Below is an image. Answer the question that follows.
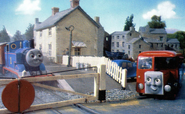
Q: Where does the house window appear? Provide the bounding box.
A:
[161,44,163,47]
[117,42,119,47]
[128,45,130,49]
[128,51,130,55]
[39,44,42,50]
[40,31,42,37]
[112,36,114,39]
[75,48,80,55]
[49,28,52,36]
[139,45,141,49]
[48,44,52,50]
[106,37,109,41]
[112,42,114,47]
[130,33,132,36]
[160,36,163,41]
[122,35,124,39]
[117,36,119,39]
[48,44,52,56]
[122,42,124,47]
[151,43,153,48]
[139,51,141,53]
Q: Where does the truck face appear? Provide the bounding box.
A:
[144,71,163,95]
[136,56,178,95]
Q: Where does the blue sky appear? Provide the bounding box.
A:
[0,0,185,36]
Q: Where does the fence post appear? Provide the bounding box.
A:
[121,69,127,89]
[94,74,99,99]
[97,64,106,102]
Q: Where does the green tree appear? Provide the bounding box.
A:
[168,31,185,57]
[25,23,34,40]
[0,26,10,43]
[175,31,185,49]
[13,30,22,41]
[124,14,135,31]
[148,15,166,29]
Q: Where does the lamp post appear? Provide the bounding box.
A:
[65,25,74,67]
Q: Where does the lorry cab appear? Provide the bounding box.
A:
[136,50,184,98]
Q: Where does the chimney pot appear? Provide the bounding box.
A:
[35,18,39,24]
[70,0,80,8]
[52,7,59,16]
[94,16,100,24]
[130,26,135,31]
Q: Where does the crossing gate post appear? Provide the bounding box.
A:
[121,69,127,89]
[97,64,106,102]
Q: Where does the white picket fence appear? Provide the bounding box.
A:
[62,55,127,88]
[106,59,127,88]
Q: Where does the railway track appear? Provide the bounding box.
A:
[0,67,100,113]
[0,81,99,114]
[24,85,99,114]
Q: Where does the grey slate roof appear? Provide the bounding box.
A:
[139,26,167,34]
[143,38,163,43]
[150,28,167,34]
[127,37,160,44]
[127,38,140,43]
[35,6,100,31]
[167,38,179,43]
[0,42,7,46]
[111,31,129,35]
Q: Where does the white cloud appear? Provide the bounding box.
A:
[143,1,176,20]
[16,0,41,15]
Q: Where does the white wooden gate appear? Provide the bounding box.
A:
[0,65,106,113]
[106,59,127,88]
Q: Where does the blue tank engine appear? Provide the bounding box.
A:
[2,40,47,78]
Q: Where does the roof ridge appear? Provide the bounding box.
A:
[35,6,100,31]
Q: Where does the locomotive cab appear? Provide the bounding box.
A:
[136,51,184,99]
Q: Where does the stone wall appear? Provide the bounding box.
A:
[34,8,104,63]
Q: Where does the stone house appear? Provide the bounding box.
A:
[139,25,180,51]
[111,27,140,59]
[111,25,180,60]
[34,0,105,63]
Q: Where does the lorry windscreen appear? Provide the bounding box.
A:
[155,57,177,70]
[138,57,152,69]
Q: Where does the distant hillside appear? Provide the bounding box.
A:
[166,28,180,34]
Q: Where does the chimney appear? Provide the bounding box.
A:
[130,26,135,31]
[94,16,100,24]
[52,7,59,16]
[35,18,39,24]
[70,0,80,8]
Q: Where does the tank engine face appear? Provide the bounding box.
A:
[25,49,43,67]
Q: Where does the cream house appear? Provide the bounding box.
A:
[34,0,104,63]
[111,26,180,60]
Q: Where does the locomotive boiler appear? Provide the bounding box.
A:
[0,40,47,78]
